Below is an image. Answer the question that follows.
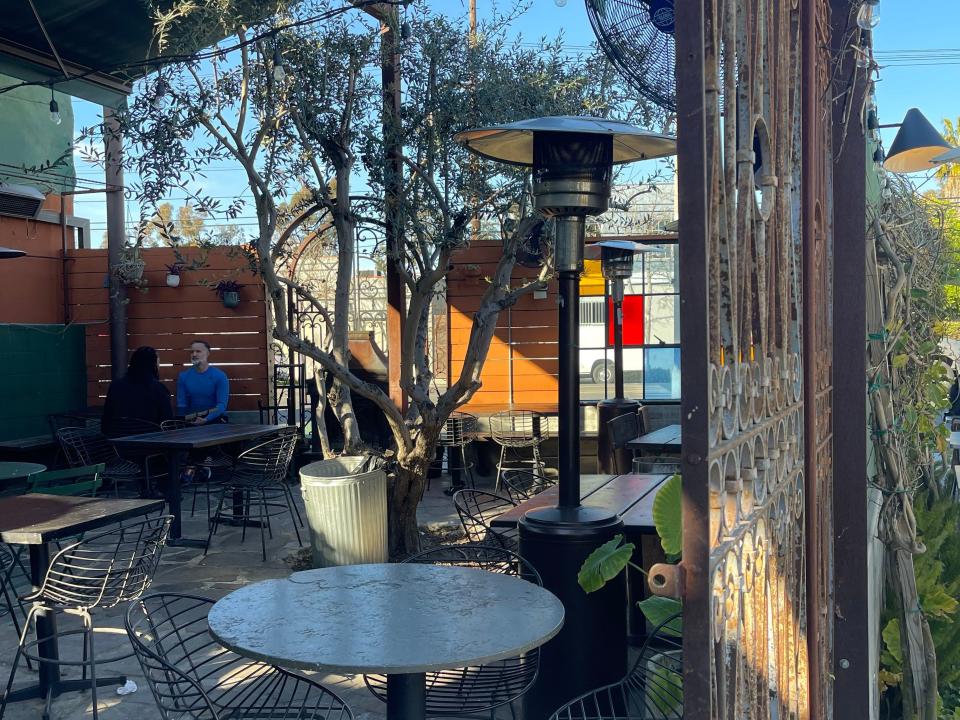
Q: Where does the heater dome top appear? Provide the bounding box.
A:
[454,116,676,167]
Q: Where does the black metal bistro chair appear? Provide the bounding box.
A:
[500,468,557,504]
[436,411,478,495]
[606,413,641,475]
[364,544,542,718]
[160,419,235,519]
[55,427,145,497]
[548,612,683,719]
[1,516,173,720]
[0,545,34,673]
[205,428,303,561]
[452,489,518,551]
[490,410,549,492]
[126,593,354,720]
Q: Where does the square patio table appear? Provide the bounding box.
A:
[0,493,164,713]
[111,423,286,547]
[626,423,682,454]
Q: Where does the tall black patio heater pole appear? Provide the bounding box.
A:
[456,117,675,716]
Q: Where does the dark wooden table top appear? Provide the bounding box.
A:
[111,423,286,451]
[491,473,669,533]
[0,494,165,544]
[627,424,682,452]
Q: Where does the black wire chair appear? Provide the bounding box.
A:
[126,593,354,720]
[55,426,145,497]
[105,417,168,495]
[364,544,541,717]
[436,411,478,495]
[501,468,557,504]
[0,545,34,672]
[452,489,519,551]
[548,612,683,719]
[205,428,303,561]
[160,419,234,519]
[490,410,549,492]
[1,516,173,720]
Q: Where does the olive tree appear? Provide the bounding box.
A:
[116,0,664,554]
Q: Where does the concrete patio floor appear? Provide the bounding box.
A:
[0,471,524,720]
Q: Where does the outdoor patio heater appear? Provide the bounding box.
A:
[455,116,676,716]
[588,240,662,473]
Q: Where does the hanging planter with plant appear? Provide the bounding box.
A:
[165,262,185,287]
[212,279,244,308]
[113,246,146,287]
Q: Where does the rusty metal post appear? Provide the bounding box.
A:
[830,0,870,714]
[673,1,711,718]
[103,107,128,380]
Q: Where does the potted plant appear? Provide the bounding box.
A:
[113,246,146,287]
[212,279,243,308]
[164,262,185,287]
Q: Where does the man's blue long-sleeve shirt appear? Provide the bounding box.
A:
[176,366,229,422]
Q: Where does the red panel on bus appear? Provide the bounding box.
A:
[607,295,644,346]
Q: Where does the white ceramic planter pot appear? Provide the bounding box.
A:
[166,274,181,287]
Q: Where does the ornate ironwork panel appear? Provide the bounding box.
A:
[675,0,834,717]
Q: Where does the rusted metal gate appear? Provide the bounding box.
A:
[673,0,837,717]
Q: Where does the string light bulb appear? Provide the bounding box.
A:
[272,47,286,83]
[554,0,568,6]
[48,87,61,125]
[857,0,880,30]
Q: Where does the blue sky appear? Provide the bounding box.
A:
[69,0,960,242]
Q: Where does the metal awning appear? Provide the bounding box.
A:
[0,0,283,106]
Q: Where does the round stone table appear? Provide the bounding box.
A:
[0,462,46,484]
[207,563,565,718]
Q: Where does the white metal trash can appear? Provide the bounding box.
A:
[300,456,388,567]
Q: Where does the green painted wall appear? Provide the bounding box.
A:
[0,324,85,440]
[0,73,75,194]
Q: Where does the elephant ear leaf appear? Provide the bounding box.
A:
[578,534,635,593]
[653,473,682,556]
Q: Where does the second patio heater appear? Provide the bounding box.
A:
[589,240,660,474]
[455,116,676,716]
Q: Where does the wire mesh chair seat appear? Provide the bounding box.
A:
[364,545,542,717]
[453,489,519,551]
[126,593,354,720]
[436,411,478,494]
[205,429,303,561]
[490,410,549,491]
[548,612,683,719]
[55,426,145,497]
[501,468,557,504]
[1,516,173,720]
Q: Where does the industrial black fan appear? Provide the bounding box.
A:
[585,0,676,113]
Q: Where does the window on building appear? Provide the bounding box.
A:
[579,241,680,402]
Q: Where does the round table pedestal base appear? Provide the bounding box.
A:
[387,672,426,718]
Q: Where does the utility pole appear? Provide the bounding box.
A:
[362,2,406,411]
[103,106,128,379]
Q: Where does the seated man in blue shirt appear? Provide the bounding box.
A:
[177,339,230,424]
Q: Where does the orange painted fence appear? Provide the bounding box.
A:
[66,247,269,411]
[447,239,559,409]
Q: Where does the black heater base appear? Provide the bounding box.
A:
[519,504,627,718]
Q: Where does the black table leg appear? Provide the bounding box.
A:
[165,450,206,548]
[386,672,426,719]
[30,544,58,697]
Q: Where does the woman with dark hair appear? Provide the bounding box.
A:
[101,346,174,437]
